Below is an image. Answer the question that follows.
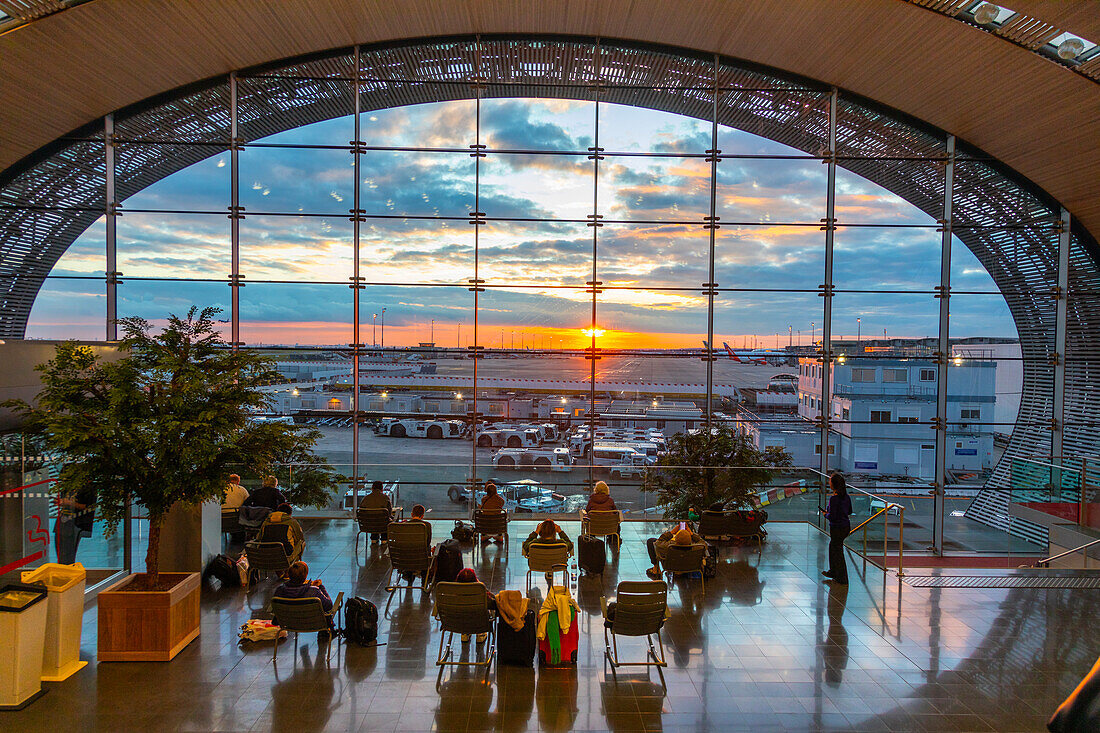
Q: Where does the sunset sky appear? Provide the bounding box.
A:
[29,99,1015,348]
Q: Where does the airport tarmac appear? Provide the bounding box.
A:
[429,354,796,388]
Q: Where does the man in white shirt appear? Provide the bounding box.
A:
[223,474,249,509]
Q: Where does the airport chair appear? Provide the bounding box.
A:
[726,510,766,549]
[580,509,623,549]
[238,505,273,540]
[434,582,496,671]
[354,506,402,555]
[472,510,509,559]
[602,580,668,669]
[221,508,242,542]
[659,544,708,593]
[385,521,436,596]
[243,540,294,586]
[697,510,729,543]
[271,592,344,662]
[524,541,571,592]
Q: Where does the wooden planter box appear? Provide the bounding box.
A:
[97,572,201,662]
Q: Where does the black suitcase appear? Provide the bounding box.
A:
[435,538,464,584]
[496,609,537,666]
[577,534,605,575]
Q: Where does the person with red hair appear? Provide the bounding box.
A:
[455,567,495,643]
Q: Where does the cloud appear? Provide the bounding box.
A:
[32,99,1016,346]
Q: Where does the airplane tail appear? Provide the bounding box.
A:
[722,342,743,362]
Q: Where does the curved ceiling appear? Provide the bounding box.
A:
[1,0,1099,242]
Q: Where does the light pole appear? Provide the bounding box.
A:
[372,313,377,349]
[430,319,434,345]
[380,307,385,350]
[857,317,861,346]
[811,322,816,347]
[788,325,792,348]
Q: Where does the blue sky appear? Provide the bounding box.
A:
[28,99,1015,347]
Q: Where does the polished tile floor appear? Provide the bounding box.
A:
[5,520,1097,732]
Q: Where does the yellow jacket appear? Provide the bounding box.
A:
[536,585,579,639]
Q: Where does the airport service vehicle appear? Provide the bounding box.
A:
[343,480,400,509]
[475,426,541,448]
[375,418,465,439]
[492,447,573,472]
[447,478,563,512]
[589,442,653,479]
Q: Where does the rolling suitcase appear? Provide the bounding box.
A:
[497,609,537,666]
[434,538,464,584]
[577,534,605,575]
[538,607,578,666]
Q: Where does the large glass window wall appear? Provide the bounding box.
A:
[5,38,1081,571]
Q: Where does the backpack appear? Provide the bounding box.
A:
[205,554,240,588]
[452,520,475,542]
[344,597,378,646]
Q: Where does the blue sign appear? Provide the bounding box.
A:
[854,461,878,470]
[954,448,977,456]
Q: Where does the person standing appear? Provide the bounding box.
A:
[821,472,853,585]
[55,486,95,565]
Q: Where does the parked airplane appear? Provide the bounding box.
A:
[722,342,768,365]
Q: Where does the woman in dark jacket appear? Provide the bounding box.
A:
[821,472,853,585]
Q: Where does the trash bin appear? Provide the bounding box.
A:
[21,563,87,681]
[0,583,49,710]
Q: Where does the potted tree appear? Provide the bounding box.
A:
[9,307,337,661]
[650,424,792,519]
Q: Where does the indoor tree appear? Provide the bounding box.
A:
[650,424,792,519]
[8,306,337,589]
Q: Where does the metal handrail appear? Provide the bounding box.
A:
[1029,536,1100,568]
[850,507,888,536]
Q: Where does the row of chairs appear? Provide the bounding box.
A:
[356,508,624,554]
[431,579,670,672]
[269,578,671,672]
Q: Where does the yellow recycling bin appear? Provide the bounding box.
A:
[21,563,87,682]
[0,583,49,710]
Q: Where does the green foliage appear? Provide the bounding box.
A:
[269,427,344,509]
[650,424,792,519]
[6,307,336,581]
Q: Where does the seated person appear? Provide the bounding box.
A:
[222,473,249,509]
[645,524,708,580]
[522,519,573,557]
[405,503,431,529]
[243,475,287,511]
[358,480,394,544]
[477,483,506,544]
[584,480,618,513]
[400,504,433,582]
[274,561,333,619]
[454,567,496,642]
[258,503,305,562]
[479,482,505,513]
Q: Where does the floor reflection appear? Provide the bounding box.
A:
[5,520,1098,733]
[823,582,849,686]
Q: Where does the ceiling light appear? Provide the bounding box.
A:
[1057,38,1085,60]
[973,3,999,25]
